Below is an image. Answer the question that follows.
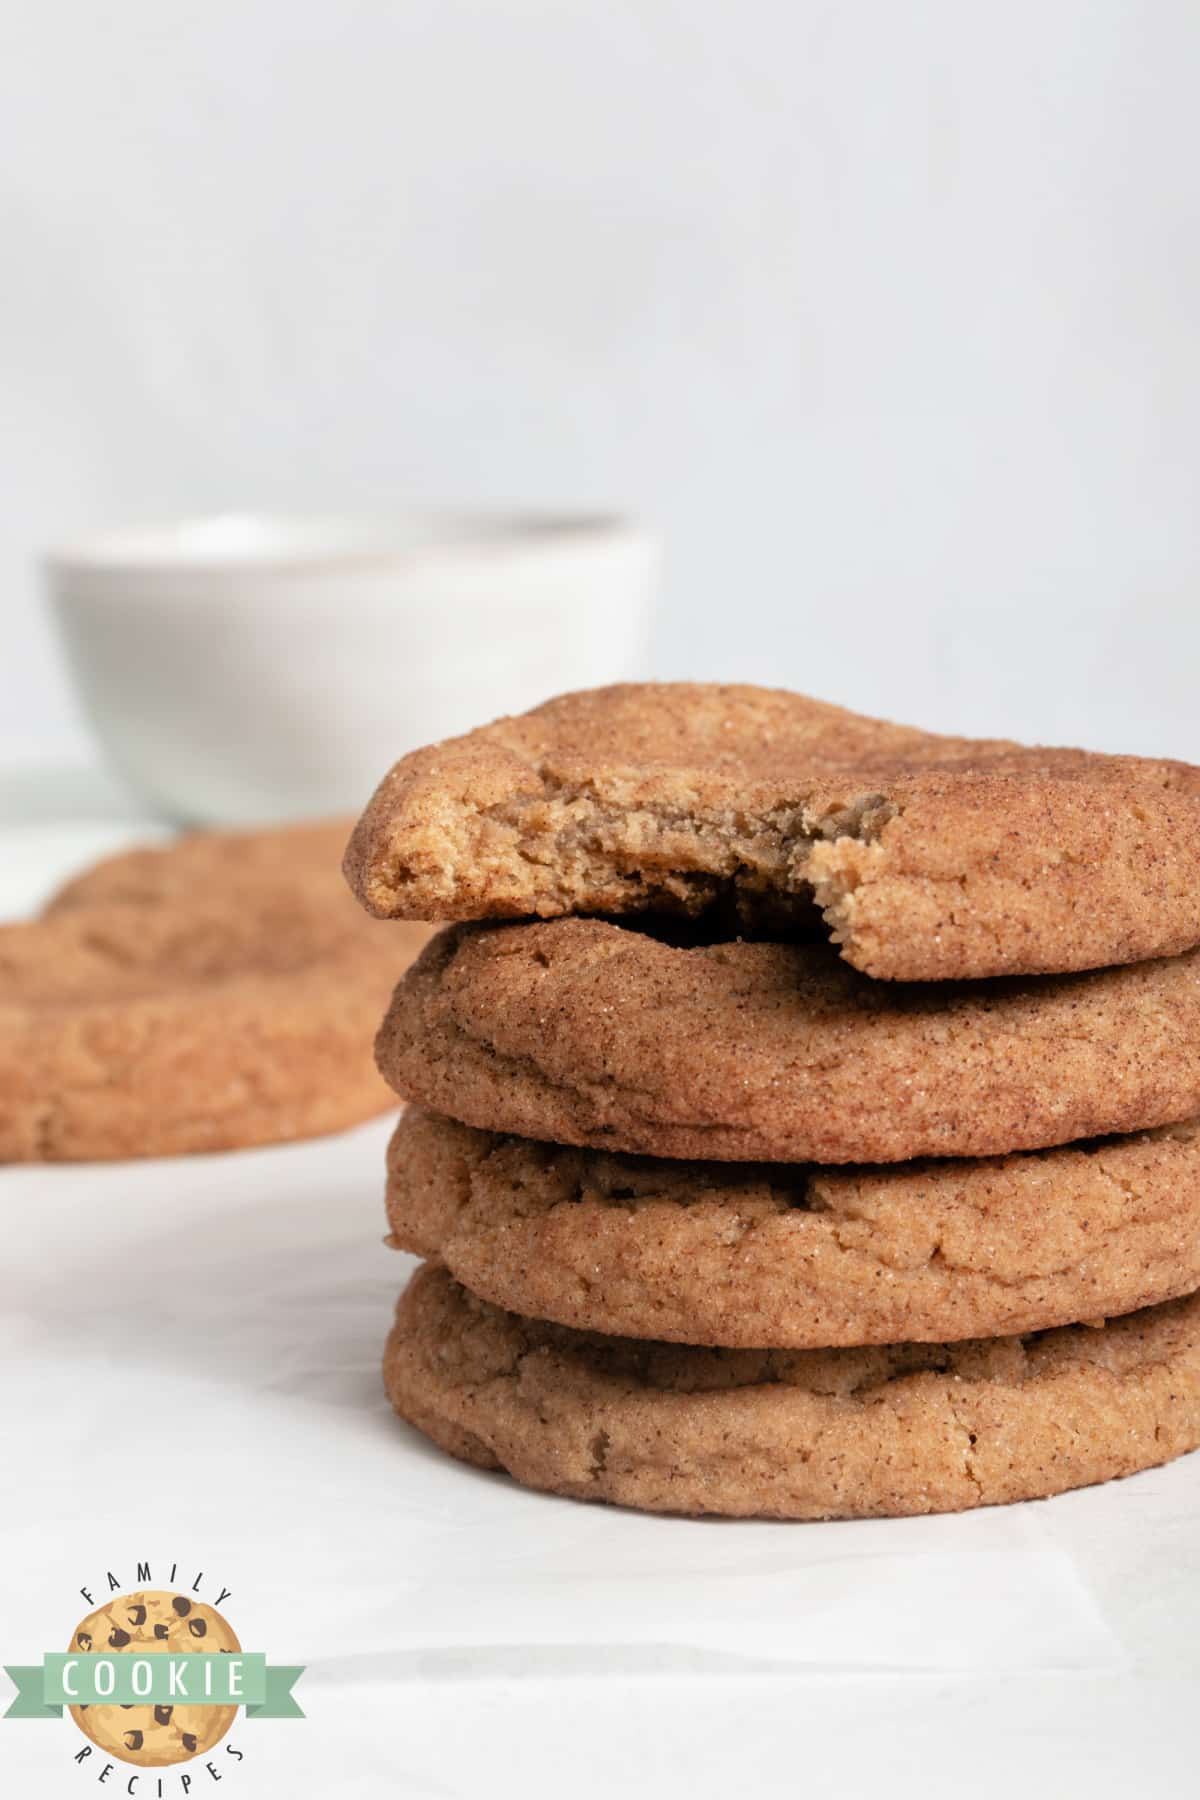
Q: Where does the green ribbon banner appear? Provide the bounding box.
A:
[4,1654,303,1720]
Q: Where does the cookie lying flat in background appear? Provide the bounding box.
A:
[385,1263,1200,1520]
[0,821,428,1161]
[376,919,1200,1164]
[386,1109,1200,1348]
[344,683,1200,982]
[49,817,356,912]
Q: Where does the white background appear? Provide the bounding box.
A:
[4,0,1200,771]
[5,14,1200,1787]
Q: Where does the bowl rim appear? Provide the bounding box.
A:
[43,509,652,581]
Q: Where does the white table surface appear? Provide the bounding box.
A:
[2,804,1198,1799]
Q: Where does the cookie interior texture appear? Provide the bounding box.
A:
[0,821,428,1161]
[344,683,1200,981]
[386,1108,1200,1348]
[384,1263,1200,1520]
[376,920,1200,1164]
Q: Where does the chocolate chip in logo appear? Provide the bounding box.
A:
[187,1617,207,1638]
[182,1733,198,1753]
[124,1731,143,1752]
[76,1632,92,1650]
[108,1628,130,1648]
[171,1597,191,1616]
[154,1705,172,1726]
[120,1703,133,1710]
[127,1603,147,1626]
[153,1623,169,1640]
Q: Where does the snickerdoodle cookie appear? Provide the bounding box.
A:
[50,818,357,913]
[386,1109,1200,1347]
[345,683,1200,981]
[1,821,428,1161]
[375,921,1200,1163]
[384,1263,1200,1519]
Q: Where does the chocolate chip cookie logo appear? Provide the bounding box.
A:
[4,1567,303,1787]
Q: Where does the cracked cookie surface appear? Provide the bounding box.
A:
[1,820,429,1161]
[345,682,1200,981]
[387,1109,1200,1347]
[376,920,1200,1163]
[384,1263,1200,1518]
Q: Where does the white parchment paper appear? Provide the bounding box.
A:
[2,825,1197,1798]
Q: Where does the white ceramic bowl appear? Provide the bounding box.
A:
[45,512,658,824]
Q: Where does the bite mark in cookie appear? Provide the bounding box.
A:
[344,683,1200,981]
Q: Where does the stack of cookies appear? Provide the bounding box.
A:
[344,685,1200,1519]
